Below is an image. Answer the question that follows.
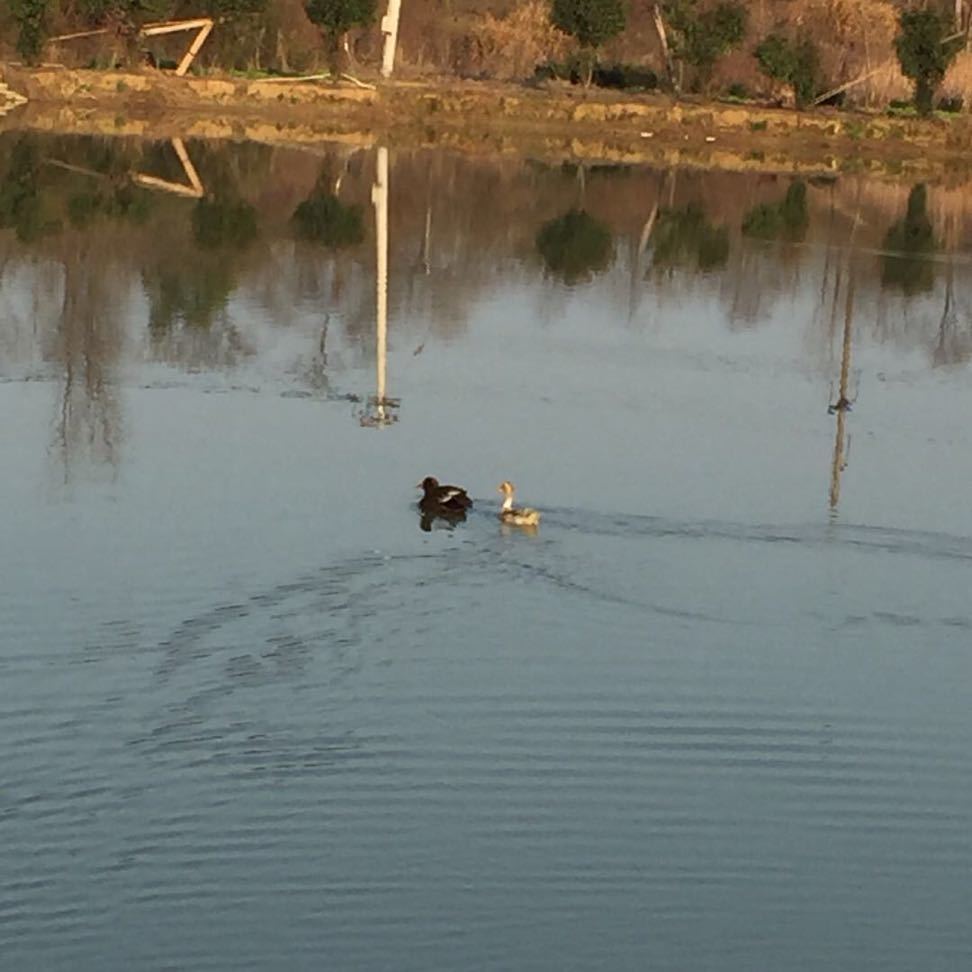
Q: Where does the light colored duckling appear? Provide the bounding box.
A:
[497,480,541,527]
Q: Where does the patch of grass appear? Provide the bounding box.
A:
[231,68,281,80]
[749,119,768,132]
[887,101,917,118]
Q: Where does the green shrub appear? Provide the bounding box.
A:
[13,0,48,64]
[306,0,378,70]
[551,0,626,85]
[663,0,747,91]
[755,33,819,109]
[895,9,962,116]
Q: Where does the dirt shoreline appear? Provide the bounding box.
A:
[3,64,972,180]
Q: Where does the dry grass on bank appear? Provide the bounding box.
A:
[4,0,972,113]
[472,0,572,80]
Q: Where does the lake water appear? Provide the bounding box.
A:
[2,130,972,971]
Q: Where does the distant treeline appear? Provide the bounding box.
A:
[2,0,971,115]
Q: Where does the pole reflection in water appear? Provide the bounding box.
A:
[361,146,400,428]
[133,138,205,199]
[45,137,205,199]
[828,266,857,512]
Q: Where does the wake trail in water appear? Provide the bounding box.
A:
[506,503,972,565]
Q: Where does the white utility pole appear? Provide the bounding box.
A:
[380,0,402,78]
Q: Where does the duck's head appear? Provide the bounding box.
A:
[418,476,440,492]
[497,480,515,496]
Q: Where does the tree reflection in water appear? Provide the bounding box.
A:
[1,133,971,487]
[881,183,936,297]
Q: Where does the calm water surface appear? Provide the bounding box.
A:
[1,131,972,970]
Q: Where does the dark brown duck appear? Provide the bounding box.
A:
[417,476,473,514]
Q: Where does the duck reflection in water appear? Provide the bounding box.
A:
[417,476,472,532]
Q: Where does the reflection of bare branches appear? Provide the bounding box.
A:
[725,247,764,325]
[932,259,972,367]
[419,204,432,276]
[627,170,665,321]
[933,259,956,367]
[303,315,330,393]
[148,313,250,370]
[52,240,124,482]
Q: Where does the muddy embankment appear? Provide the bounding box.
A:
[4,63,972,180]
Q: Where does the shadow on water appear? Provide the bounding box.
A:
[418,508,467,532]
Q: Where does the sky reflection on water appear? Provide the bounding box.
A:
[2,132,972,971]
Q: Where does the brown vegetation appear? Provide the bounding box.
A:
[1,0,970,109]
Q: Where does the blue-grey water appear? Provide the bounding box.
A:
[1,132,972,970]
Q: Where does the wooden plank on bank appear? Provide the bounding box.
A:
[48,18,215,79]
